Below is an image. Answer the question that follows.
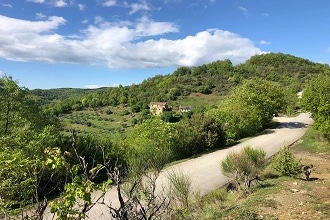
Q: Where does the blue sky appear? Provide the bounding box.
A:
[0,0,329,89]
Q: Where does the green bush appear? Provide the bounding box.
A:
[271,146,301,176]
[221,146,266,190]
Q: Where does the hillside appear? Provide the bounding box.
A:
[33,53,329,106]
[31,53,330,136]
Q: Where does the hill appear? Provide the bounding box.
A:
[31,53,330,136]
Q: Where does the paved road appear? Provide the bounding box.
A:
[45,113,313,219]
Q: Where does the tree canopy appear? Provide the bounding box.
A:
[301,72,330,138]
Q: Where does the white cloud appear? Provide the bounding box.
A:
[125,0,151,15]
[102,0,116,7]
[78,3,85,11]
[238,6,247,13]
[0,3,12,8]
[135,16,178,36]
[53,0,67,7]
[27,0,67,7]
[259,40,271,45]
[27,0,45,3]
[261,13,269,17]
[0,15,263,68]
[36,12,46,19]
[84,84,111,89]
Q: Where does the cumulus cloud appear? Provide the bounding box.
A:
[0,15,263,68]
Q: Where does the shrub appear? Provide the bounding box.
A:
[221,146,266,191]
[271,146,301,176]
[235,207,258,220]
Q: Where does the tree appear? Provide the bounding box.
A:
[0,74,50,134]
[209,78,286,141]
[175,113,226,157]
[125,118,178,173]
[301,72,330,138]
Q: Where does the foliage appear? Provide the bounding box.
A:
[125,118,178,174]
[301,72,330,139]
[221,146,266,191]
[0,74,55,134]
[175,113,226,157]
[271,146,301,176]
[209,78,285,141]
[167,171,193,210]
[51,131,113,219]
[33,53,329,117]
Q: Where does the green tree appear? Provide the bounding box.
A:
[125,118,179,173]
[301,72,330,138]
[0,75,51,134]
[209,78,286,141]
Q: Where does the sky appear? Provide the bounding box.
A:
[0,0,329,89]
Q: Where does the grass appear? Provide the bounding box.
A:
[59,92,225,138]
[60,106,139,137]
[296,127,330,153]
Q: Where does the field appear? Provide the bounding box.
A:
[60,105,138,137]
[60,92,225,136]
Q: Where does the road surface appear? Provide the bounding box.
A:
[45,113,313,219]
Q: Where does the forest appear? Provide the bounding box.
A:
[1,53,330,219]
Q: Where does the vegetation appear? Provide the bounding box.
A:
[221,147,266,192]
[173,128,330,219]
[1,53,330,219]
[208,78,286,142]
[301,71,330,139]
[271,146,301,177]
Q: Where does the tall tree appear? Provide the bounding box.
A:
[0,75,47,134]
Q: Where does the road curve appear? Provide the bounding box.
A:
[45,113,313,220]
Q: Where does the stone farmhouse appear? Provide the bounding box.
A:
[149,102,169,115]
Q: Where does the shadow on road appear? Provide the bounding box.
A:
[277,122,309,129]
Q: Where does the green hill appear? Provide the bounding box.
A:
[31,53,330,136]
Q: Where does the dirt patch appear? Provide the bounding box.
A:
[258,151,330,220]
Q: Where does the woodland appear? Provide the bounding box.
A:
[1,53,330,219]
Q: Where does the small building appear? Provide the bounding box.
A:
[179,105,191,113]
[149,102,169,115]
